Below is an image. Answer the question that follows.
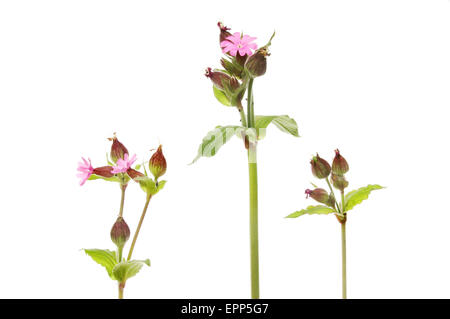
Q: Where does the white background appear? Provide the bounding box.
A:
[1,0,449,299]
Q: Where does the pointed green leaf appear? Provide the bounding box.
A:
[344,184,384,212]
[88,174,120,183]
[255,115,299,137]
[156,180,167,193]
[191,126,244,163]
[213,86,232,106]
[285,205,335,218]
[84,249,118,279]
[112,259,150,283]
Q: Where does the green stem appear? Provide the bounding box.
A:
[118,282,124,299]
[127,193,152,261]
[247,78,254,128]
[248,143,259,299]
[325,177,340,214]
[237,101,247,127]
[118,184,127,218]
[246,77,259,299]
[341,221,347,299]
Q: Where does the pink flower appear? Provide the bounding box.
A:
[111,153,137,174]
[77,157,93,186]
[221,32,257,57]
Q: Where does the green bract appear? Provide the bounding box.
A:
[344,184,384,212]
[255,115,300,138]
[286,205,336,218]
[135,176,167,195]
[84,249,150,283]
[213,86,232,106]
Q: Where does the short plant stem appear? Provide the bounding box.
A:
[118,246,123,263]
[118,184,127,218]
[127,193,152,261]
[118,282,124,299]
[341,221,347,299]
[248,144,259,299]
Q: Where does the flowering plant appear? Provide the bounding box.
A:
[286,149,383,299]
[78,134,167,299]
[193,23,299,298]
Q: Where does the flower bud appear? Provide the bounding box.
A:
[205,68,237,91]
[244,47,269,78]
[218,22,232,44]
[310,154,331,179]
[108,133,128,163]
[110,217,130,249]
[220,58,243,78]
[93,166,115,178]
[332,149,349,176]
[305,188,335,207]
[331,172,349,191]
[149,145,167,180]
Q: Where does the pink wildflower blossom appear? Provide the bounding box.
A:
[77,157,94,186]
[111,153,137,174]
[221,32,257,57]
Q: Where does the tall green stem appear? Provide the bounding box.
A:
[341,221,347,299]
[127,193,152,261]
[246,77,259,298]
[248,144,259,299]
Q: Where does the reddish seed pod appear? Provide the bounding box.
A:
[108,133,128,163]
[93,166,115,178]
[332,149,349,176]
[126,168,144,181]
[331,172,349,191]
[218,22,232,44]
[110,217,130,249]
[149,145,167,180]
[310,154,331,179]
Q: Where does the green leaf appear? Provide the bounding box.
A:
[156,180,167,193]
[285,205,335,218]
[191,126,245,163]
[84,249,118,279]
[255,115,299,137]
[134,163,141,170]
[344,184,384,212]
[112,259,150,283]
[88,174,120,183]
[213,86,231,106]
[135,176,167,195]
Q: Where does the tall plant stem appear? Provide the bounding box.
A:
[248,144,259,299]
[246,77,259,298]
[341,221,347,299]
[127,193,152,261]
